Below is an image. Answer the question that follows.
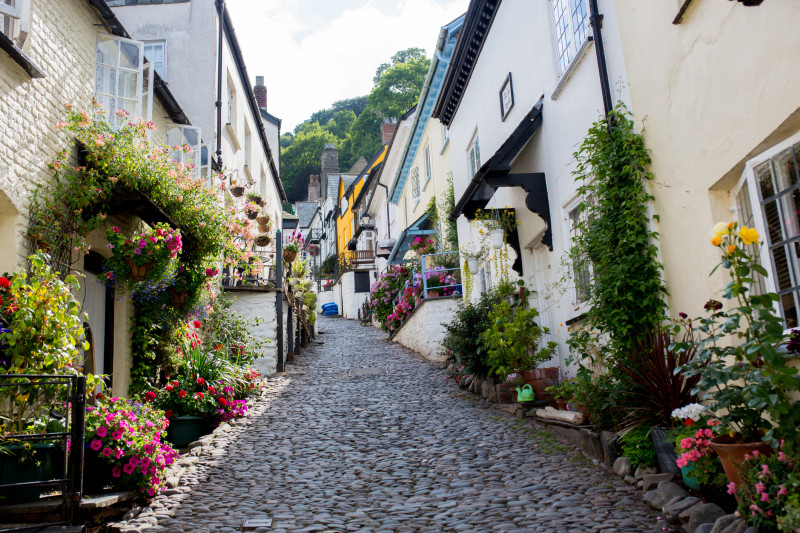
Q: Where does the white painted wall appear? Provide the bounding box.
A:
[226,289,279,376]
[335,271,368,320]
[392,297,461,362]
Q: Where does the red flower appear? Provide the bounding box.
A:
[165,385,173,392]
[144,391,156,402]
[195,392,204,399]
[197,377,205,385]
[217,397,228,406]
[0,277,9,289]
[685,418,695,427]
[207,386,216,394]
[193,320,202,329]
[172,381,179,387]
[95,392,104,400]
[178,390,187,398]
[165,410,173,418]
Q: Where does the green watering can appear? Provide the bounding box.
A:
[516,384,535,402]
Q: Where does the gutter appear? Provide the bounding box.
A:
[220,7,287,202]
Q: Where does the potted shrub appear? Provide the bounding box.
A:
[283,230,304,264]
[105,223,182,286]
[460,243,487,275]
[366,265,411,332]
[230,180,245,197]
[420,267,457,299]
[474,208,517,250]
[409,236,436,257]
[671,408,728,493]
[244,203,259,220]
[677,222,800,488]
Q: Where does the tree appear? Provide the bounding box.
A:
[368,56,430,119]
[280,122,337,202]
[324,110,356,139]
[280,132,294,149]
[373,47,427,85]
[338,111,382,171]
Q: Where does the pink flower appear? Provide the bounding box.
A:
[111,226,120,234]
[755,482,766,494]
[112,466,122,478]
[778,485,788,497]
[102,447,112,457]
[114,448,124,459]
[96,426,108,437]
[727,482,737,495]
[90,439,103,451]
[761,464,771,476]
[123,463,135,475]
[752,450,760,458]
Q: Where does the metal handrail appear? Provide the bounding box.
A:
[419,251,462,298]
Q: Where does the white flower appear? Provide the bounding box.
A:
[671,403,706,420]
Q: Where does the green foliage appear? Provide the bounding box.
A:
[441,176,459,251]
[204,294,267,366]
[368,55,431,119]
[569,103,666,361]
[372,48,427,85]
[0,253,92,433]
[736,449,800,532]
[440,289,503,376]
[620,426,657,471]
[280,121,338,202]
[483,281,557,380]
[676,222,800,450]
[367,265,411,332]
[337,111,382,171]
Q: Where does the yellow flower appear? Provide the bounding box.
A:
[726,244,736,256]
[711,235,722,247]
[711,222,729,239]
[738,226,760,245]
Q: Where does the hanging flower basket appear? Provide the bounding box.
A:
[256,215,271,226]
[248,195,263,205]
[467,257,479,275]
[169,288,189,307]
[128,259,152,281]
[246,211,258,220]
[230,186,245,198]
[283,249,297,264]
[258,200,266,208]
[254,235,271,247]
[489,229,505,249]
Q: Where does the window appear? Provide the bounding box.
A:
[442,123,449,144]
[410,166,421,202]
[244,126,251,168]
[423,144,432,190]
[166,125,202,179]
[227,80,235,126]
[551,0,588,75]
[568,204,591,306]
[95,33,144,127]
[467,134,481,178]
[0,0,29,46]
[737,140,800,328]
[141,61,155,125]
[143,41,166,80]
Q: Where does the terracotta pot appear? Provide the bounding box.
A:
[709,435,773,489]
[496,383,514,404]
[427,289,440,298]
[523,367,558,402]
[128,259,151,281]
[555,398,567,411]
[169,288,188,308]
[283,249,297,263]
[230,186,245,198]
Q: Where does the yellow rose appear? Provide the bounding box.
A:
[738,226,760,245]
[710,222,729,239]
[711,235,722,246]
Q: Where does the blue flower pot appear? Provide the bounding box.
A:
[681,463,700,491]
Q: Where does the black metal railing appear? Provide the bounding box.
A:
[0,374,86,525]
[308,229,323,243]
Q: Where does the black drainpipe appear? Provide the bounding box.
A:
[215,0,225,170]
[589,0,613,117]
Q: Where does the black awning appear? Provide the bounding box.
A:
[449,98,551,250]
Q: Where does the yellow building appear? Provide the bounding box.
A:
[336,145,387,256]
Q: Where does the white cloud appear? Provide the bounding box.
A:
[225,0,467,132]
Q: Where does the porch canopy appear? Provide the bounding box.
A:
[448,98,552,251]
[387,213,436,265]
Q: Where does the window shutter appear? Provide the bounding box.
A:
[354,271,370,293]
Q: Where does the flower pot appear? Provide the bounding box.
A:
[489,229,505,249]
[169,288,189,308]
[283,249,297,264]
[246,211,258,220]
[709,435,773,489]
[555,398,567,411]
[258,200,266,208]
[467,257,479,275]
[256,215,271,226]
[248,195,262,205]
[651,427,681,476]
[231,186,245,198]
[680,463,700,491]
[128,259,152,281]
[254,235,271,247]
[496,383,514,404]
[427,289,440,298]
[166,416,210,448]
[0,443,56,504]
[523,367,558,403]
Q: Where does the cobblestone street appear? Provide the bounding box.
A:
[125,317,665,532]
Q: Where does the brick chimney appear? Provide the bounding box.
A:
[254,75,267,110]
[308,174,321,202]
[381,120,396,145]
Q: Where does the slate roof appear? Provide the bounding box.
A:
[294,201,318,229]
[326,174,341,201]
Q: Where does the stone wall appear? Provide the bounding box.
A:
[226,289,280,376]
[391,296,461,362]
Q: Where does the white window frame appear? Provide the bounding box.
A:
[564,194,593,312]
[410,166,421,205]
[141,61,155,128]
[143,40,166,81]
[167,125,202,180]
[732,131,800,329]
[227,78,235,126]
[95,33,144,128]
[1,0,30,47]
[423,143,432,191]
[550,0,589,77]
[467,132,481,178]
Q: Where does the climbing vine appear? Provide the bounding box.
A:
[569,103,666,365]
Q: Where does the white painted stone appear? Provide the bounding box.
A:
[227,289,279,376]
[317,290,334,313]
[391,297,461,362]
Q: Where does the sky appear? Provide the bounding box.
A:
[225,0,468,134]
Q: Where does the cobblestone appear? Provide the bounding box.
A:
[115,317,667,532]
